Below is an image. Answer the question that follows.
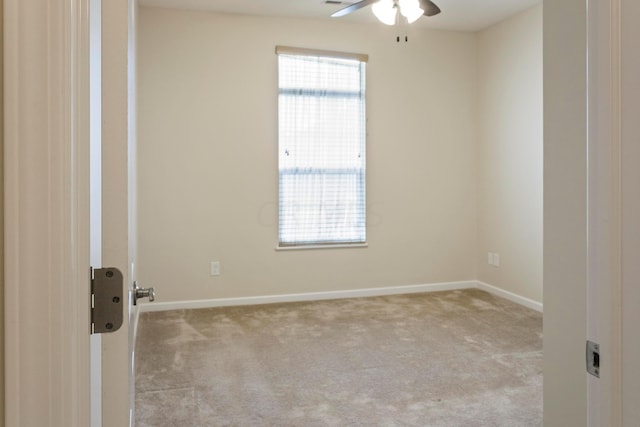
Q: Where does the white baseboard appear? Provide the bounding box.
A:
[475,281,543,312]
[137,280,476,312]
[138,280,543,313]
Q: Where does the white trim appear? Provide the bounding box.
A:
[138,281,476,312]
[619,0,640,422]
[4,0,91,425]
[137,280,543,313]
[476,281,543,312]
[89,2,103,426]
[275,243,368,251]
[586,0,623,424]
[275,45,369,62]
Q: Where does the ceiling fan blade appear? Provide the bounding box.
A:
[420,0,441,17]
[331,0,378,18]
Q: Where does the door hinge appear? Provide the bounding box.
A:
[90,267,124,334]
[586,340,600,378]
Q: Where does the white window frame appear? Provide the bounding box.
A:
[276,46,369,249]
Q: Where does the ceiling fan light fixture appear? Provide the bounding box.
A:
[372,0,397,25]
[399,0,424,23]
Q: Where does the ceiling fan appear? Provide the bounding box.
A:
[331,0,441,25]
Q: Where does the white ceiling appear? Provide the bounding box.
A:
[139,0,541,32]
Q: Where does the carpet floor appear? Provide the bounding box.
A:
[135,289,542,426]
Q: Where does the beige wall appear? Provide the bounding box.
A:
[137,7,478,302]
[543,0,588,424]
[476,5,543,303]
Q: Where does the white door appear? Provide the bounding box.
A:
[100,0,139,426]
[89,0,139,426]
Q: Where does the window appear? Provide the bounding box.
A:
[277,46,368,248]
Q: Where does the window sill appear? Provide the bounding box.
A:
[275,243,368,251]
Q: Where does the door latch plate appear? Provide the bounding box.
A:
[586,340,600,378]
[91,267,124,334]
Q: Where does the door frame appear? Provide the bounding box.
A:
[4,0,92,425]
[586,0,623,424]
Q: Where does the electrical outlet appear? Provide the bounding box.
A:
[487,252,500,267]
[210,261,220,276]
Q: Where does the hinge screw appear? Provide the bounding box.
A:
[105,323,113,330]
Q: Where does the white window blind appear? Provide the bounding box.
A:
[277,47,367,247]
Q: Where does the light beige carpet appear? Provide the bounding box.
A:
[135,289,542,426]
